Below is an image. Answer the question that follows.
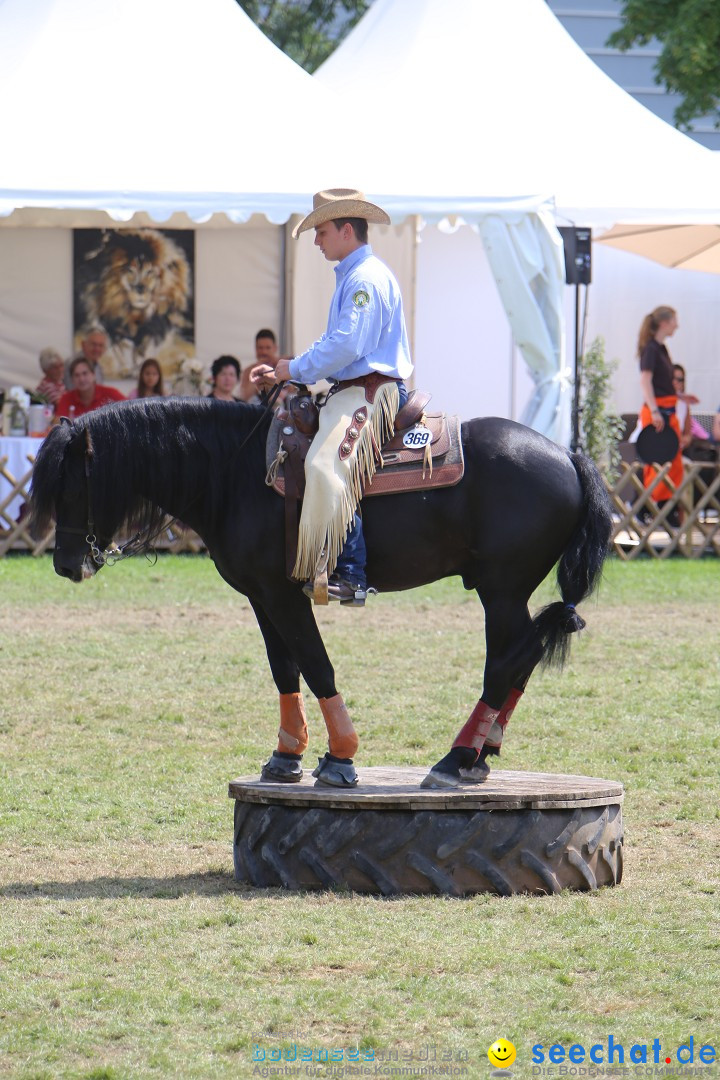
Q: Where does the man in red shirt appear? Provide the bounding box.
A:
[55,358,126,419]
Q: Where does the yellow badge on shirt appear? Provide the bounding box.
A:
[353,289,370,308]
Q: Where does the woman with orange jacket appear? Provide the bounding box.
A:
[638,306,697,516]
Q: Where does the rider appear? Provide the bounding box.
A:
[254,189,413,605]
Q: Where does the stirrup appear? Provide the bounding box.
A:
[310,547,330,605]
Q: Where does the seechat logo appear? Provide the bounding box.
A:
[488,1039,516,1069]
[532,1036,716,1067]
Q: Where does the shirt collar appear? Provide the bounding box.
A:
[335,243,372,282]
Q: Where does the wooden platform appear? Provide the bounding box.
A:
[229,767,624,896]
[229,766,623,811]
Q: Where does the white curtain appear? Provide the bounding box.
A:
[480,209,570,446]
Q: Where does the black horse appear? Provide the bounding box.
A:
[30,397,612,788]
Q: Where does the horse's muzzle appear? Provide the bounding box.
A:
[54,554,98,583]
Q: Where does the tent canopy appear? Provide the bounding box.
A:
[4,0,719,445]
[0,0,357,224]
[316,0,720,228]
[313,0,720,443]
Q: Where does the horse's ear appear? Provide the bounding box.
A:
[60,416,72,426]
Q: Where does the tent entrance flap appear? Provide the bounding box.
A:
[480,210,569,446]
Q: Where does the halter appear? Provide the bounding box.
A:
[55,385,286,568]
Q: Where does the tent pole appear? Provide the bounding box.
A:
[571,283,581,452]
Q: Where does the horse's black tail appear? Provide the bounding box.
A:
[533,452,613,669]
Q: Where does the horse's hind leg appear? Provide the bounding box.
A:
[422,592,541,789]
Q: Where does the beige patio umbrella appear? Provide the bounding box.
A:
[597,223,720,273]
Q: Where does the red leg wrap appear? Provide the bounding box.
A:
[276,692,309,755]
[319,693,358,759]
[452,700,501,751]
[485,688,523,750]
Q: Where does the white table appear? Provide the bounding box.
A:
[0,435,43,522]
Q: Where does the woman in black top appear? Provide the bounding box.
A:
[637,306,697,518]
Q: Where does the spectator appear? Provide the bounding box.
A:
[713,407,720,444]
[55,357,125,419]
[637,306,697,525]
[129,358,166,399]
[239,330,278,403]
[673,365,693,451]
[66,326,108,386]
[241,329,295,406]
[708,406,720,442]
[35,347,66,407]
[207,355,240,401]
[673,364,710,451]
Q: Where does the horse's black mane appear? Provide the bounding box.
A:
[30,397,272,539]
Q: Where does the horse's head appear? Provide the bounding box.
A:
[30,420,116,583]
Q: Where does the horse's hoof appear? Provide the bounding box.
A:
[312,753,359,787]
[459,760,490,784]
[261,751,303,783]
[420,769,461,789]
[421,746,479,788]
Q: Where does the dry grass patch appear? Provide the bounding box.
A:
[0,554,718,1078]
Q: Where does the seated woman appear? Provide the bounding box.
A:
[129,358,166,399]
[35,347,66,407]
[207,355,240,401]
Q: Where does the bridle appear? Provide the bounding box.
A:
[55,384,286,568]
[53,428,140,567]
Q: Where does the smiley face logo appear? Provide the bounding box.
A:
[487,1039,516,1069]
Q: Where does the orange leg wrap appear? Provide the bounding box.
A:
[276,692,309,755]
[318,693,358,760]
[485,688,523,750]
[452,700,501,751]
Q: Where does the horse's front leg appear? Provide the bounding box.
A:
[250,591,359,788]
[249,599,307,784]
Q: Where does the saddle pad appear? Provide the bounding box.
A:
[266,412,464,499]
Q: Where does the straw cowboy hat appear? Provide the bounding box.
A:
[292,188,390,238]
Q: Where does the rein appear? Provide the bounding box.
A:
[62,387,285,567]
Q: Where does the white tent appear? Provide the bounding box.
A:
[317,0,720,226]
[313,0,720,439]
[0,0,367,390]
[0,0,555,428]
[3,0,720,440]
[0,0,352,224]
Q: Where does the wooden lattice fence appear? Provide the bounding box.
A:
[4,450,720,560]
[606,460,720,559]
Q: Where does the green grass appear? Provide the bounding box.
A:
[0,554,718,1078]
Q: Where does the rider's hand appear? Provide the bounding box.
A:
[274,357,292,382]
[249,363,276,392]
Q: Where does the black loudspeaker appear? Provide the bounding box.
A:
[558,226,592,285]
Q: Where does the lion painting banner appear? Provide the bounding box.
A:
[72,227,196,383]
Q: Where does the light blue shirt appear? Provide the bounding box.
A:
[289,245,413,385]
